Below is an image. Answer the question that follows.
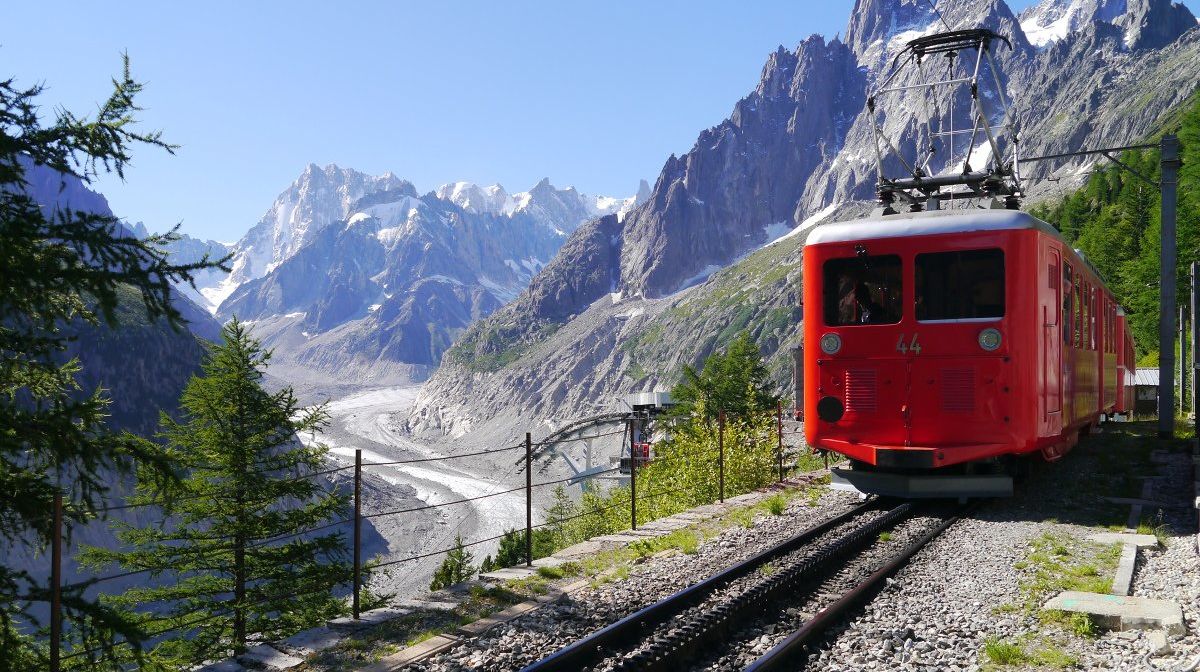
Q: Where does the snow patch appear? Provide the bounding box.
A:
[762,221,792,242]
[679,264,722,290]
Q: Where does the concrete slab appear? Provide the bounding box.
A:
[1086,532,1159,548]
[621,528,668,538]
[478,567,537,581]
[238,644,304,670]
[591,534,650,544]
[1044,591,1185,635]
[360,634,460,671]
[552,540,606,558]
[395,598,458,611]
[671,512,713,522]
[328,607,411,630]
[281,626,341,654]
[531,556,569,568]
[1111,544,1137,597]
[638,519,691,532]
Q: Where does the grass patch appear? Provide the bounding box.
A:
[1015,532,1119,638]
[1137,517,1171,546]
[983,636,1078,670]
[984,638,1027,665]
[765,494,787,515]
[535,565,564,579]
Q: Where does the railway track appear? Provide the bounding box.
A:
[520,499,970,672]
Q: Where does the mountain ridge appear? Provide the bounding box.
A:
[407,0,1200,445]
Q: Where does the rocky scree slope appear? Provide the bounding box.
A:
[216,168,645,387]
[411,0,1200,443]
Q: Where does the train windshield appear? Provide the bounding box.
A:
[915,248,1005,322]
[823,255,902,326]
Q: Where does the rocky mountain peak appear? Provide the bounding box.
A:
[1117,0,1197,50]
[634,179,651,204]
[435,181,512,214]
[844,0,938,59]
[848,0,1028,71]
[1020,0,1195,49]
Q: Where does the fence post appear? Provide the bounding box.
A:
[525,432,533,567]
[50,492,62,672]
[353,449,362,619]
[629,415,637,531]
[718,410,726,503]
[777,401,785,483]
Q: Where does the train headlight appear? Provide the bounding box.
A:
[978,328,1002,351]
[819,333,842,355]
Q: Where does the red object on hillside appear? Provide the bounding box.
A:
[802,209,1135,497]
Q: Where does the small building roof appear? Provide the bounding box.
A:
[1129,369,1159,386]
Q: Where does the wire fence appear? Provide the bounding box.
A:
[38,404,814,670]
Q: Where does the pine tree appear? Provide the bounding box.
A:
[0,57,227,668]
[544,485,578,549]
[82,320,351,667]
[671,331,779,425]
[429,535,475,590]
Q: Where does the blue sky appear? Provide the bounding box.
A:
[2,0,1181,241]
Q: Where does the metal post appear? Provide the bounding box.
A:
[629,416,637,531]
[525,432,533,567]
[352,449,362,619]
[1182,305,1188,413]
[50,493,62,672]
[1192,261,1199,435]
[1160,134,1180,438]
[718,410,726,503]
[776,401,785,482]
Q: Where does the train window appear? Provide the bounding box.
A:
[822,255,902,326]
[1090,288,1098,351]
[1080,277,1089,348]
[914,249,1004,322]
[1063,264,1073,345]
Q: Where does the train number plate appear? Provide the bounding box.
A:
[896,333,922,355]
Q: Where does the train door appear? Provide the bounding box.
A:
[1042,243,1062,437]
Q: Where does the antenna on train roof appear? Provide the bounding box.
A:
[867,27,1022,215]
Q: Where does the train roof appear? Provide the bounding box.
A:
[807,208,1112,288]
[806,209,1060,245]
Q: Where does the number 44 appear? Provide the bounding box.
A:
[896,333,922,355]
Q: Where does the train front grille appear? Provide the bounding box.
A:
[940,367,976,413]
[844,368,878,413]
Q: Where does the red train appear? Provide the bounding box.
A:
[802,209,1135,497]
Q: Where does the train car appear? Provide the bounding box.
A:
[802,208,1135,497]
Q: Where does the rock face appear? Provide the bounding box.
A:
[216,170,645,387]
[411,0,1200,443]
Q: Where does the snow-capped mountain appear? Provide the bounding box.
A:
[433,179,647,229]
[1019,0,1195,48]
[409,0,1200,442]
[194,164,411,312]
[212,171,646,386]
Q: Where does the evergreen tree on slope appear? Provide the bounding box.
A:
[84,320,351,666]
